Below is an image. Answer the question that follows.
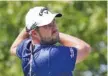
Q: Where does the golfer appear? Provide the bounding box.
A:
[10,6,91,76]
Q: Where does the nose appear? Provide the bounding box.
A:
[52,24,58,30]
[53,27,58,33]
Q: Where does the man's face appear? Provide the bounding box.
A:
[37,19,59,45]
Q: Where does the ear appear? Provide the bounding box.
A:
[31,30,38,37]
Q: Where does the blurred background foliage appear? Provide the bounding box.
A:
[0,1,107,76]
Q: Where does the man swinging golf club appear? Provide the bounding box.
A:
[10,6,91,76]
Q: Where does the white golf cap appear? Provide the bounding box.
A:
[25,6,62,31]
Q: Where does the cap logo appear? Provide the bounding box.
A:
[31,22,38,30]
[39,7,48,16]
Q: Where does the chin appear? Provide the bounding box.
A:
[40,34,60,45]
[53,33,59,39]
[40,37,59,45]
[52,36,60,44]
[40,41,57,45]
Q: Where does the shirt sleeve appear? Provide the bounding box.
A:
[53,46,77,71]
[61,46,77,71]
[57,46,77,71]
[69,47,77,70]
[16,40,26,59]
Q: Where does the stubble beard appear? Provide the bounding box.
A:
[40,35,60,45]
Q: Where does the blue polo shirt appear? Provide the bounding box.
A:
[16,39,77,76]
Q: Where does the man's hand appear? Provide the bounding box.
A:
[59,32,91,64]
[10,28,29,56]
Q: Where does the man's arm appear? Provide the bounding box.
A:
[10,28,29,56]
[59,32,91,64]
